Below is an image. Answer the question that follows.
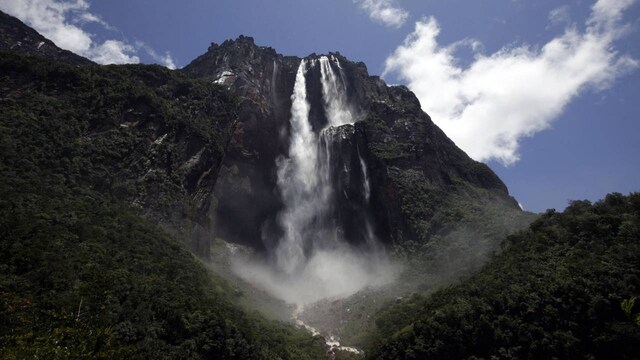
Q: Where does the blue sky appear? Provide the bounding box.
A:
[1,0,638,212]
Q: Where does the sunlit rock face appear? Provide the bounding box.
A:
[183,36,519,254]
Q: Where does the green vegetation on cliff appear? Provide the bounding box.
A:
[0,50,237,257]
[0,51,324,359]
[369,193,640,359]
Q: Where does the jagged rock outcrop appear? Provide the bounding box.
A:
[183,36,520,248]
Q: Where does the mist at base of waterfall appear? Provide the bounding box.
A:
[231,244,400,305]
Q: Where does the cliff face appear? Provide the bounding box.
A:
[184,36,297,248]
[183,36,520,249]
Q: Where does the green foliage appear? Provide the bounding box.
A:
[369,193,640,359]
[621,297,636,318]
[0,50,237,239]
[0,52,324,359]
[387,168,535,293]
[621,297,640,330]
[0,187,324,359]
[369,142,414,160]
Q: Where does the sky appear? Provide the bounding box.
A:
[1,0,638,212]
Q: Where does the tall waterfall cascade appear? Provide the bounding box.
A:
[275,56,373,274]
[232,56,396,305]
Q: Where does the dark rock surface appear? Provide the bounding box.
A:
[184,36,297,249]
[183,36,520,249]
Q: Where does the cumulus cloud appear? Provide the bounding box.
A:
[0,0,175,68]
[87,39,139,65]
[384,0,638,165]
[354,0,409,28]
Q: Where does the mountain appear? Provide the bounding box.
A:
[0,11,324,359]
[183,36,522,253]
[0,9,532,357]
[6,9,636,360]
[180,36,535,351]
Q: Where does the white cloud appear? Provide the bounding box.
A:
[136,41,177,70]
[354,0,409,28]
[548,5,571,26]
[0,0,175,68]
[88,39,139,65]
[384,0,638,165]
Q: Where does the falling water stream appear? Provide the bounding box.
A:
[275,55,368,276]
[274,59,319,275]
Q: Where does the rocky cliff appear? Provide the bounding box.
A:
[183,36,520,250]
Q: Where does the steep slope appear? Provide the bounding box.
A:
[0,52,236,259]
[369,193,640,359]
[184,36,298,248]
[0,183,323,359]
[183,36,523,253]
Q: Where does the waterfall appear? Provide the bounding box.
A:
[358,146,371,203]
[271,59,278,101]
[234,57,396,305]
[275,57,370,275]
[319,56,352,127]
[275,59,320,274]
[275,56,357,275]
